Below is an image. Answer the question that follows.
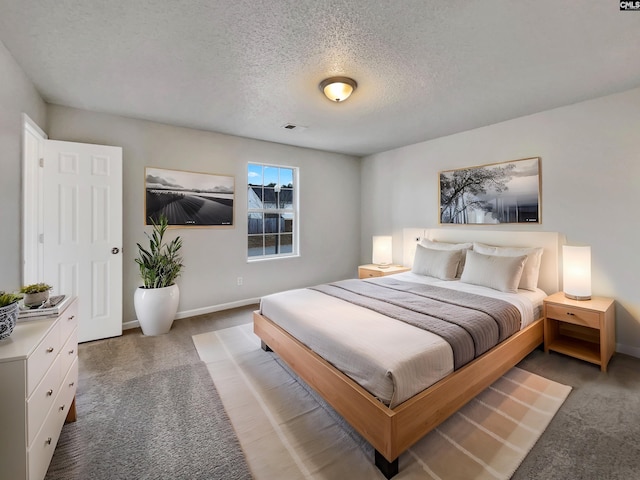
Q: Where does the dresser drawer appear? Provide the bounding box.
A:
[28,398,63,480]
[27,321,62,396]
[59,300,78,344]
[546,304,600,329]
[60,327,78,377]
[27,355,61,445]
[27,358,78,480]
[59,357,78,413]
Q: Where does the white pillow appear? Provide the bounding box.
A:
[419,239,473,278]
[473,242,543,292]
[412,244,462,280]
[460,250,527,293]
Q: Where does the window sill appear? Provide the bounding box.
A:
[247,253,300,263]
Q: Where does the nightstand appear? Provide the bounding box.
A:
[543,292,615,372]
[358,264,411,279]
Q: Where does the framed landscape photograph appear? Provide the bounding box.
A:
[439,157,541,224]
[144,167,234,227]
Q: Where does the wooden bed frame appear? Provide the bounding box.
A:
[254,229,561,478]
[254,312,543,478]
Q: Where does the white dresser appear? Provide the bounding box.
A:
[0,298,78,480]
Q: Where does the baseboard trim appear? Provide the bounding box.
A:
[123,297,261,331]
[616,342,640,359]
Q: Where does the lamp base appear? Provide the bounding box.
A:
[564,292,591,301]
[376,264,391,269]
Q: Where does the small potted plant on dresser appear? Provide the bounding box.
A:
[20,282,52,307]
[0,292,22,340]
[134,214,184,335]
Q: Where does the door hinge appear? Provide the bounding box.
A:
[39,158,44,168]
[38,233,44,244]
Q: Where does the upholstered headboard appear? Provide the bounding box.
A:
[402,228,564,295]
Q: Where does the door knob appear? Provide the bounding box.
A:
[112,247,120,254]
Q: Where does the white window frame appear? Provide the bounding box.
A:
[247,162,299,261]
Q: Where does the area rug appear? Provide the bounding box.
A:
[193,323,571,480]
[46,350,252,480]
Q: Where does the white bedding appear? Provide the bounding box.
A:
[259,272,546,408]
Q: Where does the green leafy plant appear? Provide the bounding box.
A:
[135,215,184,288]
[0,292,22,308]
[20,283,52,294]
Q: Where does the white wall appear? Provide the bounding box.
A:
[47,105,361,325]
[361,87,640,357]
[0,41,47,291]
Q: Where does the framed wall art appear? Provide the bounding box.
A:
[439,157,541,224]
[144,167,234,227]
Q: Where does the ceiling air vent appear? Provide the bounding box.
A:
[281,123,308,131]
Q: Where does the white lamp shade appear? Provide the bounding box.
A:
[562,245,591,300]
[372,236,393,265]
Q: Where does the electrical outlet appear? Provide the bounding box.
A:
[237,277,243,286]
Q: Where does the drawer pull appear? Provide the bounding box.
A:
[45,437,52,445]
[59,404,65,411]
[566,312,576,316]
[68,315,75,320]
[46,389,54,396]
[46,347,54,353]
[68,349,75,355]
[69,381,75,387]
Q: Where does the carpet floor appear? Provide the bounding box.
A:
[45,317,253,480]
[193,323,572,479]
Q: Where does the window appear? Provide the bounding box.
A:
[247,163,298,259]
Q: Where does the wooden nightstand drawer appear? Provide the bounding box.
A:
[360,268,384,278]
[358,264,410,279]
[545,304,600,329]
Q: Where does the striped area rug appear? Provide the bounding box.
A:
[193,324,571,480]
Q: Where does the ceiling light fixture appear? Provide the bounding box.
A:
[319,76,357,102]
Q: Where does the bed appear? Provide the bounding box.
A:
[253,229,562,478]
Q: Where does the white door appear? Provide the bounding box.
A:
[43,140,123,342]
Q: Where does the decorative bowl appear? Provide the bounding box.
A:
[0,302,19,340]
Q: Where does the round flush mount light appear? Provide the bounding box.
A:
[319,76,357,102]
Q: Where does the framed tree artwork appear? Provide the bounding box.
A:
[439,157,541,224]
[144,167,234,227]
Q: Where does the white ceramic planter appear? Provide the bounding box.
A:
[134,284,180,336]
[23,290,50,307]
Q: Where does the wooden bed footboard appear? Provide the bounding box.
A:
[253,311,544,478]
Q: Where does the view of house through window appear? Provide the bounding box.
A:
[248,163,297,259]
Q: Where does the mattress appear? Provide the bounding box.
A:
[259,272,546,408]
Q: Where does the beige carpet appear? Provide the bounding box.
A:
[193,323,571,480]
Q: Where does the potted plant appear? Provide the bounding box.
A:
[20,283,52,307]
[0,292,22,340]
[134,214,184,335]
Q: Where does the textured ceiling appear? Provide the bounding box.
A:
[1,1,640,156]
